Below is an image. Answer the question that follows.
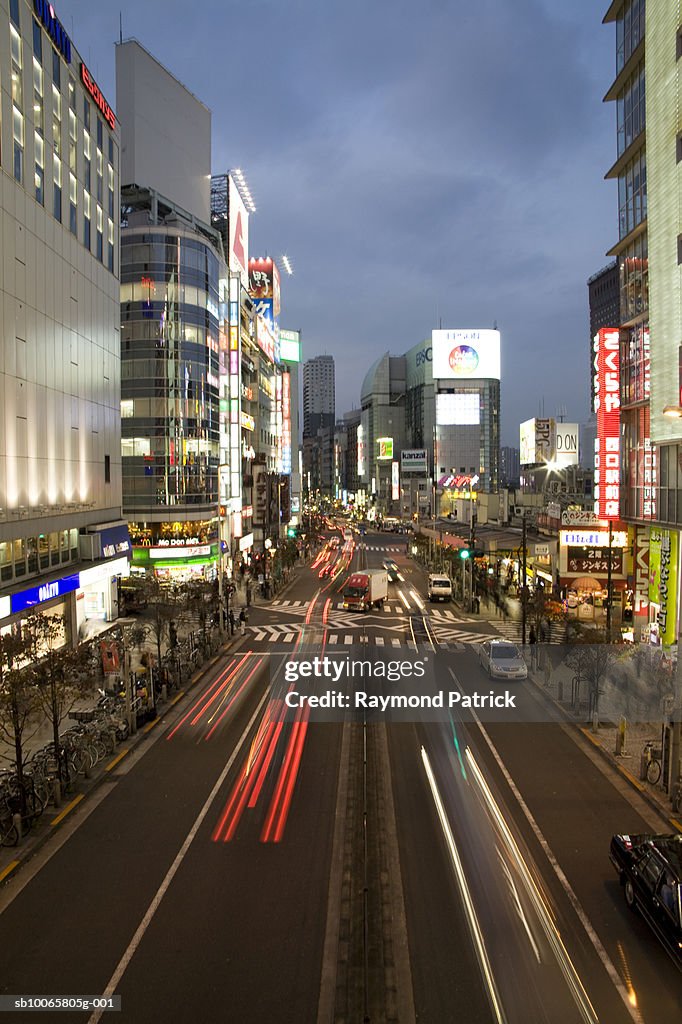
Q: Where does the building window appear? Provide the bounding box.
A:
[616,62,645,157]
[53,153,62,221]
[97,117,103,149]
[34,131,45,204]
[107,218,115,272]
[104,454,111,483]
[52,82,62,157]
[33,55,43,134]
[84,129,91,192]
[69,172,77,234]
[84,191,91,250]
[108,163,114,217]
[52,46,60,87]
[32,17,41,59]
[13,105,24,183]
[108,135,114,163]
[96,146,103,203]
[96,204,103,261]
[83,97,90,131]
[10,0,20,28]
[618,150,646,240]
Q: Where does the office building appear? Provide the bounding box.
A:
[302,354,335,499]
[0,0,129,640]
[116,40,223,581]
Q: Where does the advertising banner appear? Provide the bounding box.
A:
[432,329,501,381]
[633,524,650,623]
[519,418,553,465]
[248,257,281,315]
[253,464,268,527]
[400,449,428,473]
[279,329,301,363]
[649,528,678,646]
[391,462,400,501]
[377,438,393,460]
[554,423,579,466]
[594,329,621,520]
[228,175,249,290]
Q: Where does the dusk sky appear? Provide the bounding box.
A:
[59,0,616,445]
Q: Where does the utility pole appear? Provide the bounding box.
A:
[521,513,527,645]
[605,520,613,643]
[469,489,475,614]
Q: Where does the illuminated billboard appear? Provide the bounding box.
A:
[228,175,249,290]
[377,437,393,460]
[401,449,428,473]
[391,462,400,500]
[282,371,292,473]
[554,423,579,466]
[432,329,501,380]
[248,257,281,317]
[357,423,366,477]
[436,393,480,425]
[593,329,621,520]
[519,418,554,465]
[279,329,301,364]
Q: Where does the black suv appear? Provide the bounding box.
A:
[610,832,682,969]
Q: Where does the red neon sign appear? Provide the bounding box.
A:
[593,328,621,520]
[80,63,116,132]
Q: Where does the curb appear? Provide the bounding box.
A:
[526,670,682,834]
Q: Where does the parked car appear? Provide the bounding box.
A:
[609,832,682,969]
[478,640,528,680]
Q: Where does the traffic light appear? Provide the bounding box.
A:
[287,526,297,538]
[459,548,471,560]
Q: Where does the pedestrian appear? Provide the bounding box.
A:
[239,608,246,636]
[474,595,480,614]
[228,609,235,636]
[246,584,252,608]
[529,625,537,668]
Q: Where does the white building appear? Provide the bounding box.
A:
[0,0,129,639]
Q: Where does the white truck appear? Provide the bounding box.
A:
[428,574,452,602]
[342,569,388,612]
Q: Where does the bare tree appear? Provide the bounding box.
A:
[565,641,617,724]
[0,629,41,810]
[22,612,91,787]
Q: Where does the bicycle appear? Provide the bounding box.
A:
[642,741,662,786]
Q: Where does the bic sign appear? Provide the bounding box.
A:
[34,0,71,63]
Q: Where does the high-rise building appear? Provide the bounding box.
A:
[302,355,335,498]
[303,355,335,437]
[500,447,520,488]
[0,0,129,640]
[116,40,223,582]
[359,353,406,513]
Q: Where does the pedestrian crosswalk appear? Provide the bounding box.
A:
[356,543,408,552]
[247,623,409,647]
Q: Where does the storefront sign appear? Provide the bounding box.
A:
[633,525,650,621]
[534,544,550,556]
[148,546,211,559]
[566,547,623,575]
[391,462,400,501]
[401,449,428,473]
[0,596,10,621]
[649,528,678,646]
[79,557,130,587]
[155,537,200,547]
[561,530,627,548]
[11,572,80,614]
[239,533,254,552]
[100,524,132,559]
[561,510,603,527]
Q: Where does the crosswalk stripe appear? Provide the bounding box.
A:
[280,600,291,606]
[328,634,338,644]
[375,636,384,645]
[391,638,401,647]
[345,635,353,645]
[283,632,295,643]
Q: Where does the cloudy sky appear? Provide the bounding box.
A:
[58,0,616,444]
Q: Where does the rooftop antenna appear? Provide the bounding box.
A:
[493,319,498,330]
[119,12,123,44]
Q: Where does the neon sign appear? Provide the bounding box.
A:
[80,63,116,131]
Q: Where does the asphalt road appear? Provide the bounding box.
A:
[0,528,680,1022]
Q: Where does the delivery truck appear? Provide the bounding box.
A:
[342,569,388,612]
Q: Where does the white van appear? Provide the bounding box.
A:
[428,574,452,602]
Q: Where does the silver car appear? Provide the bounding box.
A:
[479,640,528,680]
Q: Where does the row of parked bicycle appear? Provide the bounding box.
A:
[0,695,130,848]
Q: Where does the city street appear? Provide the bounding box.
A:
[1,532,679,1021]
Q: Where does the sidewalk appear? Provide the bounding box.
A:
[0,627,246,881]
[526,650,681,827]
